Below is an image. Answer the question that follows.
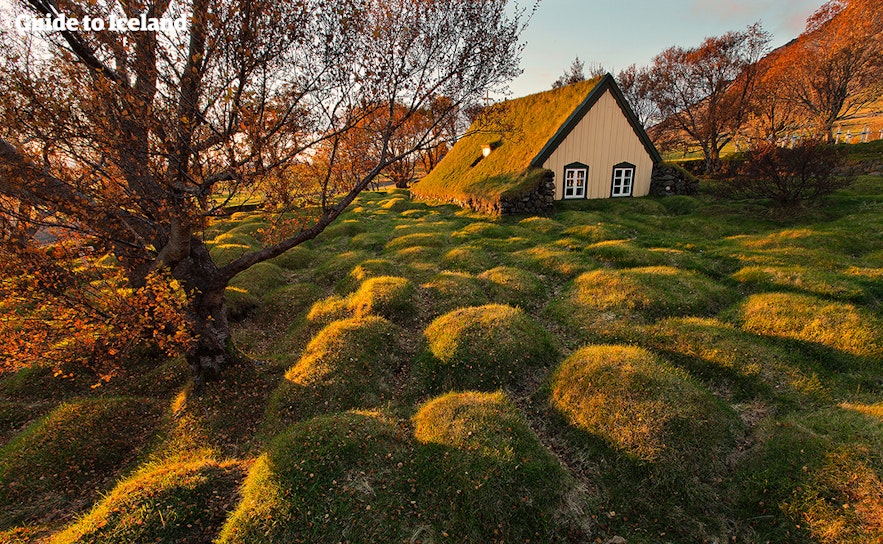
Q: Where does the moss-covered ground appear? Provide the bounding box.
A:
[2,177,883,543]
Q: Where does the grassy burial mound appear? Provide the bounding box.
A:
[307,276,417,325]
[221,397,572,543]
[417,304,557,392]
[550,265,735,340]
[0,398,164,529]
[549,344,738,466]
[49,458,245,544]
[411,391,574,541]
[411,78,603,213]
[268,317,404,426]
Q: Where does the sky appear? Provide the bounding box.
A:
[508,0,824,97]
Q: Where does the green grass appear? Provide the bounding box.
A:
[5,175,883,543]
[221,398,575,543]
[417,304,557,392]
[0,398,164,529]
[267,317,404,428]
[550,344,739,464]
[49,457,245,544]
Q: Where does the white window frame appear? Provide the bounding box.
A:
[611,164,635,197]
[563,164,588,199]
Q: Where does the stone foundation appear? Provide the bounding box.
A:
[649,163,699,196]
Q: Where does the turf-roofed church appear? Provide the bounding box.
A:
[411,74,662,214]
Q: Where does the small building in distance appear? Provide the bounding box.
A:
[411,74,662,214]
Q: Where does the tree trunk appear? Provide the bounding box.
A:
[172,238,235,391]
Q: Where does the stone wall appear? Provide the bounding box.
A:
[499,171,556,215]
[649,163,699,196]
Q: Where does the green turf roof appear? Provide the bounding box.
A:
[411,77,606,204]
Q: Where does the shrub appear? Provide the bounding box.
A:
[418,304,556,391]
[732,140,851,207]
[550,344,737,465]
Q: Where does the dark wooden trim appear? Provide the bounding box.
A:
[530,73,663,168]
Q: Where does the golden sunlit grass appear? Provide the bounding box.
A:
[737,292,883,358]
[732,265,865,300]
[439,245,496,273]
[645,317,826,401]
[307,276,416,324]
[549,344,738,464]
[421,271,489,315]
[267,316,403,427]
[384,232,448,250]
[49,457,246,544]
[555,267,734,336]
[477,265,546,309]
[518,216,564,234]
[417,304,557,392]
[509,245,591,278]
[0,398,164,529]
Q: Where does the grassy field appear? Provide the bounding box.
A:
[2,175,883,543]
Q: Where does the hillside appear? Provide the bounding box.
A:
[2,174,883,543]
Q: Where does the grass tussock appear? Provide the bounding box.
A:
[736,292,883,359]
[308,276,416,324]
[439,246,496,273]
[550,344,737,464]
[418,304,556,392]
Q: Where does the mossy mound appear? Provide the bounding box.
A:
[478,266,545,308]
[223,403,572,544]
[268,317,403,425]
[229,262,288,298]
[49,458,245,544]
[564,266,733,323]
[550,345,737,465]
[439,246,496,273]
[385,232,448,250]
[307,276,416,324]
[736,292,883,359]
[268,246,317,270]
[312,251,370,285]
[335,259,399,293]
[421,272,490,315]
[348,276,417,321]
[218,411,417,544]
[518,216,563,234]
[418,304,557,392]
[261,283,324,320]
[645,317,820,401]
[411,391,573,541]
[585,239,668,268]
[451,221,510,240]
[211,231,260,248]
[0,398,163,528]
[509,246,590,278]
